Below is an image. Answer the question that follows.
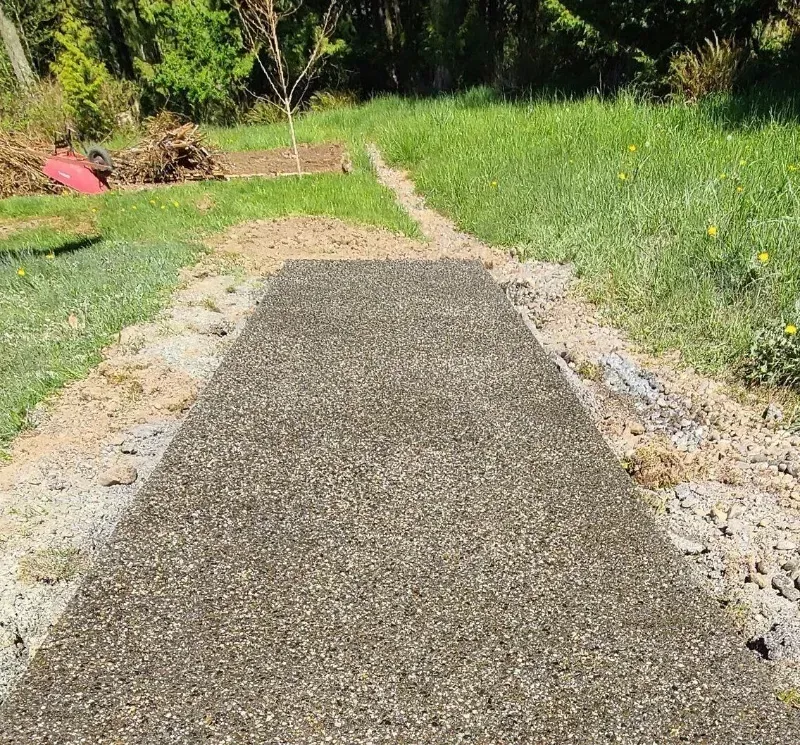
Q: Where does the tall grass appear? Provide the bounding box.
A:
[227,91,800,374]
[373,92,800,373]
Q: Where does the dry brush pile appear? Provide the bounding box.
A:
[0,132,61,199]
[0,114,226,198]
[111,114,226,185]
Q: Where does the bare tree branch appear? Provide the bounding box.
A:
[235,0,340,175]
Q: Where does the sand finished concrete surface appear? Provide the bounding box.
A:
[0,260,797,743]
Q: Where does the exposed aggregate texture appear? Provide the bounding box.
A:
[0,260,797,743]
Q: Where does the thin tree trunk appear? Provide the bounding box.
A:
[381,0,399,88]
[285,104,302,175]
[0,5,35,88]
[101,0,134,77]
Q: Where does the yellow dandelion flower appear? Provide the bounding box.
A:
[789,164,798,172]
[707,225,718,238]
[16,267,25,277]
[131,205,137,210]
[786,324,798,335]
[758,251,770,264]
[149,199,156,205]
[161,205,166,210]
[739,159,746,167]
[718,173,728,180]
[628,144,637,152]
[91,208,98,213]
[490,180,498,188]
[618,172,628,181]
[736,185,744,193]
[46,251,55,260]
[172,201,180,207]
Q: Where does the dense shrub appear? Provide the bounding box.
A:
[51,14,113,137]
[242,100,287,125]
[307,90,358,112]
[138,0,253,123]
[1,78,68,139]
[669,35,746,101]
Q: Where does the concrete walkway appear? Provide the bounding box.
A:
[1,260,797,743]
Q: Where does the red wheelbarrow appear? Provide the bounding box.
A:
[42,132,114,195]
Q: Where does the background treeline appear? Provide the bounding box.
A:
[1,0,799,138]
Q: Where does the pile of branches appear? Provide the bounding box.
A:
[0,132,60,199]
[112,113,227,185]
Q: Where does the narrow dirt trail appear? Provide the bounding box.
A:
[368,144,500,262]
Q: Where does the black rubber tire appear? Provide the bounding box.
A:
[86,146,114,171]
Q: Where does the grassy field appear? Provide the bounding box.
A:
[3,90,800,444]
[210,91,800,380]
[0,166,416,446]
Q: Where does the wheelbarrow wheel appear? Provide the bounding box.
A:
[86,146,114,171]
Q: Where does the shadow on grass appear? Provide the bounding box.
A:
[0,234,102,259]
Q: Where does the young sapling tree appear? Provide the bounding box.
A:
[234,0,340,175]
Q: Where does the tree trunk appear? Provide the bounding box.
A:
[0,5,35,88]
[101,0,135,77]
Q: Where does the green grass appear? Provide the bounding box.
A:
[0,163,417,445]
[208,92,800,377]
[5,89,800,444]
[373,93,800,374]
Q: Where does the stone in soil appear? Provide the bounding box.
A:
[97,464,138,487]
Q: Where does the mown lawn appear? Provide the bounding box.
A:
[0,166,417,446]
[209,91,800,378]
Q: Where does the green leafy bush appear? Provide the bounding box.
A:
[139,0,253,122]
[745,324,800,389]
[669,35,746,101]
[51,14,113,137]
[242,100,287,125]
[307,90,357,113]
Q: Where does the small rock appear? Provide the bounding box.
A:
[756,560,772,575]
[710,505,728,525]
[728,503,745,520]
[120,440,138,455]
[772,574,800,602]
[776,540,799,551]
[750,573,771,590]
[98,465,138,487]
[205,320,231,337]
[783,560,799,573]
[724,519,747,537]
[627,421,645,436]
[681,495,699,509]
[749,453,768,464]
[669,533,706,556]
